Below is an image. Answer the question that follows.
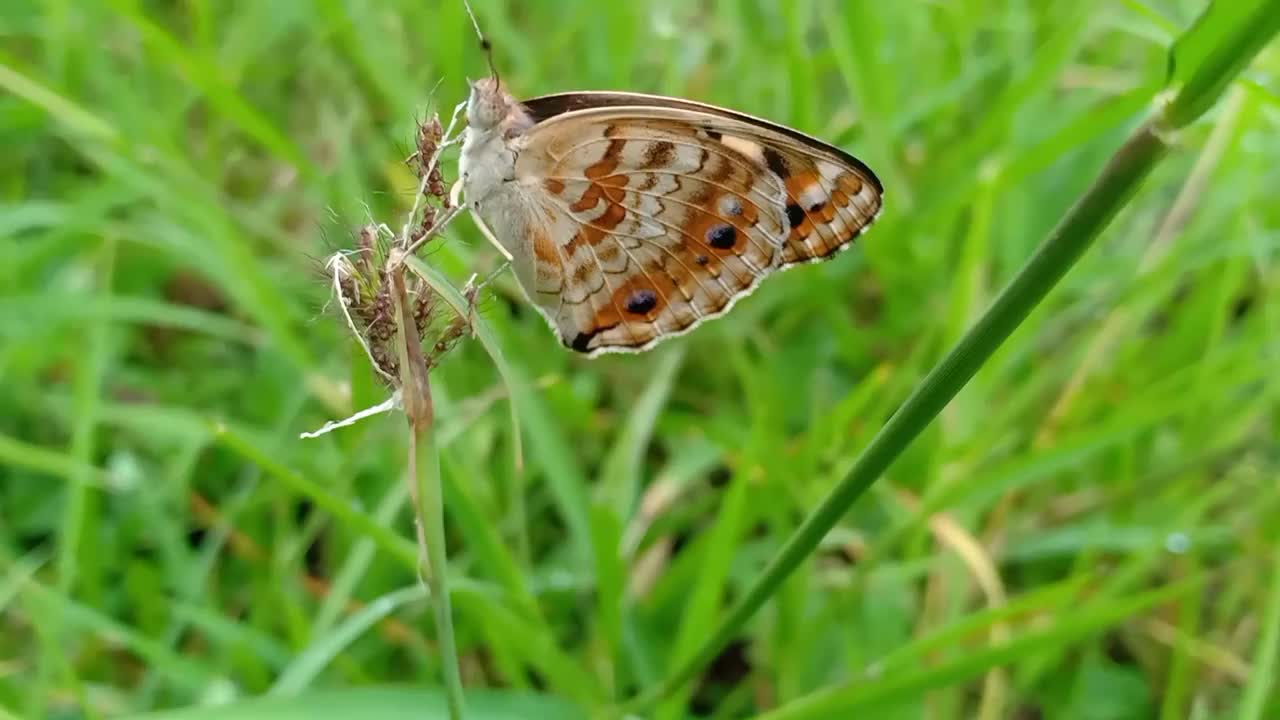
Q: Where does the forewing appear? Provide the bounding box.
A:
[513,97,883,354]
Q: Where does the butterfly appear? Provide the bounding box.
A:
[457,78,884,356]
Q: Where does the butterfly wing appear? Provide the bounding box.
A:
[511,92,883,355]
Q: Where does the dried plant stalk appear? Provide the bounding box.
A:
[304,103,472,720]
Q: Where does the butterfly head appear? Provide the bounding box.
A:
[466,77,513,131]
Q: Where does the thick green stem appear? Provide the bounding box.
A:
[623,9,1279,711]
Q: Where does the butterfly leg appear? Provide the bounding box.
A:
[402,204,464,258]
[458,260,511,336]
[462,261,512,297]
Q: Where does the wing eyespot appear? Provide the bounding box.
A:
[623,288,658,314]
[785,203,804,228]
[706,224,737,249]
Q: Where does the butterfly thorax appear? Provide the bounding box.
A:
[458,78,533,199]
[458,79,547,292]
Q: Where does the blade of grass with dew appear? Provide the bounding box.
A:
[621,5,1280,711]
[1019,471,1255,690]
[816,322,1269,606]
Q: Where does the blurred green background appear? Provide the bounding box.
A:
[2,0,1278,718]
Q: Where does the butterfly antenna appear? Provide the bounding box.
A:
[462,0,500,84]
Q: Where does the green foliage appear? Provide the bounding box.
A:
[128,688,582,720]
[1,1,1277,719]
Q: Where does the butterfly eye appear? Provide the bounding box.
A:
[466,78,505,130]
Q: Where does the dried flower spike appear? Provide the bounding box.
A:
[304,106,472,439]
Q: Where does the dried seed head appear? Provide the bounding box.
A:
[408,207,438,248]
[413,286,436,335]
[412,115,448,201]
[321,106,476,393]
[415,115,443,165]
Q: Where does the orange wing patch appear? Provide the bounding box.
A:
[766,150,880,266]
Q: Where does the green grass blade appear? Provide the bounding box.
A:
[212,423,420,570]
[0,57,119,141]
[414,426,466,720]
[599,345,684,520]
[1239,546,1280,719]
[757,577,1202,718]
[270,584,428,696]
[1165,0,1280,128]
[118,688,585,720]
